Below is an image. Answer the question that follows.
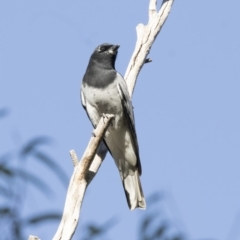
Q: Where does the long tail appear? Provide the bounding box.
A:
[122,170,146,210]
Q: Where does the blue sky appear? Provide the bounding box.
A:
[1,0,240,239]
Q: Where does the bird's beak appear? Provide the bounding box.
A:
[109,45,120,55]
[113,45,120,51]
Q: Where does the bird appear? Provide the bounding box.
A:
[81,43,146,210]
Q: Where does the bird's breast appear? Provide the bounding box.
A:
[83,82,124,128]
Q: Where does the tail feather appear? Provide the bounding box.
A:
[122,171,146,210]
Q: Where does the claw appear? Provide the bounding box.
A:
[102,113,109,124]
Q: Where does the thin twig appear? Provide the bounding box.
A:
[70,150,79,167]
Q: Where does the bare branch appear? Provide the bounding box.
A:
[149,0,157,19]
[87,141,108,183]
[70,150,79,167]
[51,114,114,240]
[125,0,175,97]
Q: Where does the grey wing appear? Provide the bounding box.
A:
[81,87,86,110]
[80,86,99,128]
[116,72,142,175]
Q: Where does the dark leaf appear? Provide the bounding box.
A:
[171,235,185,240]
[33,150,68,187]
[0,207,11,216]
[140,214,158,235]
[0,163,15,177]
[20,136,53,156]
[150,224,167,239]
[88,225,102,236]
[19,137,68,187]
[0,164,52,195]
[24,212,62,225]
[12,218,24,240]
[139,212,163,240]
[97,217,117,232]
[83,217,117,239]
[17,169,52,195]
[146,192,164,206]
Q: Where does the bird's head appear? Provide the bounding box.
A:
[91,43,120,69]
[96,43,120,55]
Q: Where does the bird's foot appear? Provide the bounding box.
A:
[102,113,109,124]
[102,113,114,126]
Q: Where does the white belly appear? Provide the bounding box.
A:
[83,82,124,129]
[82,82,137,174]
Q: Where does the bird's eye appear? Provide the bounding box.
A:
[98,46,105,52]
